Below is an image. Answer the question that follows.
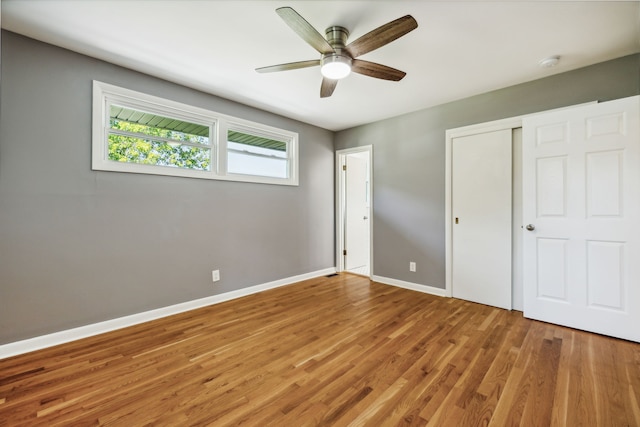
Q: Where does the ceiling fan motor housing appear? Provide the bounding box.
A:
[325,26,349,49]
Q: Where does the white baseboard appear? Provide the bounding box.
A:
[0,267,336,360]
[371,275,447,297]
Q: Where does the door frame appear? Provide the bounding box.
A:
[445,103,595,300]
[336,145,373,275]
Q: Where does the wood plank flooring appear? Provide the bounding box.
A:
[1,273,639,426]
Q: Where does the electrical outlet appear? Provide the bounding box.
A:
[409,262,416,272]
[212,269,220,282]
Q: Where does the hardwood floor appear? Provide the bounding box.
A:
[1,273,639,426]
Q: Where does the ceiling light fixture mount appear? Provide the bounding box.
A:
[539,55,560,68]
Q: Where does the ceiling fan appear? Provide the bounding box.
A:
[256,7,418,98]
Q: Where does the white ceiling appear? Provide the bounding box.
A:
[2,1,639,131]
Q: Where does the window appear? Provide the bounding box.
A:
[92,81,298,185]
[227,127,289,179]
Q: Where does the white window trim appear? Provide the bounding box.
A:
[92,80,299,186]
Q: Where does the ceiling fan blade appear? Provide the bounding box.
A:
[256,60,321,73]
[320,78,338,98]
[345,15,418,58]
[276,7,334,55]
[351,59,406,81]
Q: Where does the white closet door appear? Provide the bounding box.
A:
[452,129,512,310]
[522,96,640,342]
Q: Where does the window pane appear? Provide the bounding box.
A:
[108,134,211,171]
[227,131,288,179]
[110,105,209,145]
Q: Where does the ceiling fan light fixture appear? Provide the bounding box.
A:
[321,54,352,79]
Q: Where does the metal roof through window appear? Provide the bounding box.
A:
[110,105,286,151]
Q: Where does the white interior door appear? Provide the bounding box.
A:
[452,129,512,309]
[522,96,640,342]
[345,154,370,271]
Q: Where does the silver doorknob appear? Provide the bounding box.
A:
[363,216,368,220]
[525,224,535,231]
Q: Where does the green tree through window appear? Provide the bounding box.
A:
[107,112,211,171]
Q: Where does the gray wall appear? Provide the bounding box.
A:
[335,54,640,289]
[0,31,335,344]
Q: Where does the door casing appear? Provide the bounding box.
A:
[336,146,373,275]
